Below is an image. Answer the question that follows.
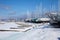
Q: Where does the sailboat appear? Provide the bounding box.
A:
[47,12,60,24]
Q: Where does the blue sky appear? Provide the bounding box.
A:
[0,0,58,18]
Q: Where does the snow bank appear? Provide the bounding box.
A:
[0,22,20,29]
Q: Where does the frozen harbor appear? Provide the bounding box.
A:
[0,22,60,40]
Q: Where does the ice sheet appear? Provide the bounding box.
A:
[0,23,60,40]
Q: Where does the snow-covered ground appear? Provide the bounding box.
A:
[0,22,60,40]
[0,22,35,32]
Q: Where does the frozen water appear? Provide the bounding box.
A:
[0,22,20,29]
[0,22,60,40]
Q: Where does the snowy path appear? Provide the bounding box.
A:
[0,23,60,40]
